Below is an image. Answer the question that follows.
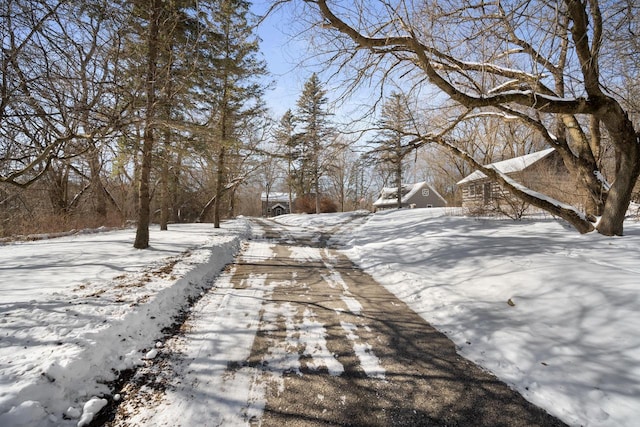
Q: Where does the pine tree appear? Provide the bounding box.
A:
[129,0,202,247]
[196,0,267,228]
[295,73,334,214]
[132,0,162,249]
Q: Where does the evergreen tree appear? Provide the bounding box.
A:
[295,73,334,214]
[128,0,203,247]
[196,0,267,228]
[132,0,162,249]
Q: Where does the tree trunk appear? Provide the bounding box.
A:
[171,151,182,223]
[47,166,70,216]
[213,145,225,228]
[228,186,236,218]
[396,150,402,209]
[596,111,640,236]
[314,145,320,214]
[134,129,153,248]
[288,157,294,213]
[597,150,640,235]
[159,131,170,231]
[315,175,320,214]
[558,116,606,217]
[556,145,606,217]
[134,0,160,249]
[88,144,107,221]
[159,159,169,230]
[197,194,216,223]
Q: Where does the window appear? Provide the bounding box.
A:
[469,184,476,197]
[422,188,430,197]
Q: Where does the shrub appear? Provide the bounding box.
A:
[294,194,338,214]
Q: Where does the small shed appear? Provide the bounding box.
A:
[456,148,568,209]
[261,192,292,217]
[373,182,447,211]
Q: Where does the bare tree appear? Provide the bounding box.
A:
[273,109,299,210]
[0,0,123,190]
[0,1,67,187]
[0,0,269,239]
[289,0,639,235]
[0,0,131,235]
[325,139,359,212]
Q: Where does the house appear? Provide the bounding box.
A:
[456,148,571,209]
[261,192,292,217]
[373,181,447,211]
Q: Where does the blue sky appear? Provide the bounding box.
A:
[252,1,315,119]
[250,1,402,145]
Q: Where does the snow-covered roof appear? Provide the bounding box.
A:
[373,181,443,207]
[261,192,290,202]
[456,148,555,185]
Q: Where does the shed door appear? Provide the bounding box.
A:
[274,206,284,216]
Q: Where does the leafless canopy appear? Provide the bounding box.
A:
[286,0,640,235]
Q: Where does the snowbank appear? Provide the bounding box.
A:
[0,221,250,427]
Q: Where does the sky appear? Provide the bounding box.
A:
[1,210,639,426]
[252,1,317,119]
[251,0,382,137]
[249,1,447,150]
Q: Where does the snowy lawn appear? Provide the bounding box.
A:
[330,208,640,427]
[0,221,251,427]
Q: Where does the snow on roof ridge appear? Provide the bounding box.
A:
[457,148,555,185]
[261,192,291,202]
[373,181,430,206]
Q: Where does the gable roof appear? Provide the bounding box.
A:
[261,192,290,203]
[269,203,288,210]
[373,181,445,207]
[456,148,555,185]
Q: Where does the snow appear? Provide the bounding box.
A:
[0,221,251,427]
[260,191,290,202]
[340,322,385,379]
[457,147,555,184]
[594,170,612,191]
[77,398,107,427]
[372,181,446,208]
[132,265,270,426]
[2,209,640,427]
[335,208,640,427]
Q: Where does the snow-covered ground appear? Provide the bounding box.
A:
[0,222,252,426]
[277,209,640,427]
[1,209,639,426]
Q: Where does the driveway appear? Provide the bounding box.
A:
[108,217,566,426]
